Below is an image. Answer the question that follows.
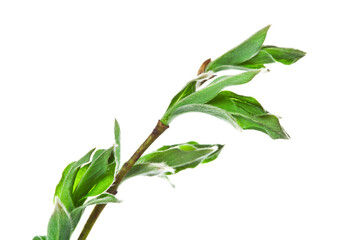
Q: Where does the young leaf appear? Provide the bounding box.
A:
[114,119,121,172]
[162,70,260,124]
[72,147,113,205]
[47,198,72,240]
[262,46,306,65]
[54,149,95,211]
[207,91,289,139]
[205,25,270,72]
[136,142,224,174]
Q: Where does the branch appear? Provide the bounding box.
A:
[77,120,169,240]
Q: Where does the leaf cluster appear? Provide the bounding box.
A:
[162,25,305,139]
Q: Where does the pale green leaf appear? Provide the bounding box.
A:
[47,198,72,240]
[205,25,270,72]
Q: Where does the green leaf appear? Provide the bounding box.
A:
[47,198,72,240]
[33,236,47,240]
[114,119,121,172]
[135,142,224,174]
[54,149,95,211]
[72,147,113,205]
[207,91,289,139]
[164,91,288,139]
[262,46,306,65]
[205,25,270,72]
[162,70,260,124]
[73,150,116,201]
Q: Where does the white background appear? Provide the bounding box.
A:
[0,1,359,239]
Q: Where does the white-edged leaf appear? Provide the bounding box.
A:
[71,193,121,220]
[135,142,224,174]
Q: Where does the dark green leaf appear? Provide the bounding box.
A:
[262,46,306,65]
[72,147,113,205]
[54,149,95,211]
[135,142,224,174]
[205,25,270,72]
[207,91,289,139]
[162,70,260,124]
[47,198,72,240]
[114,119,121,172]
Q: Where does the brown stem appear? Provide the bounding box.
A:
[77,120,169,240]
